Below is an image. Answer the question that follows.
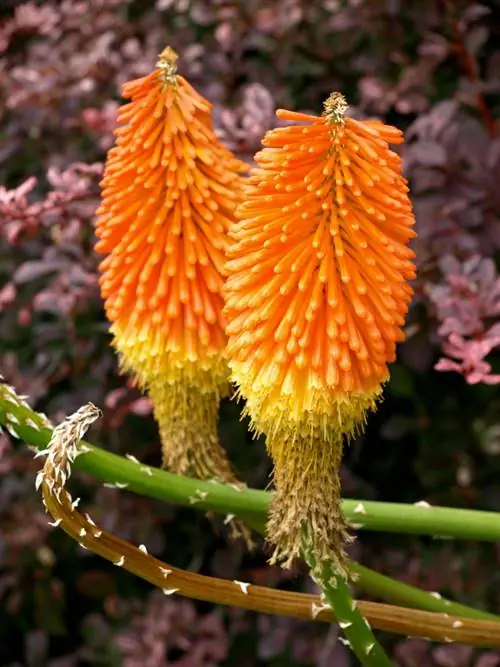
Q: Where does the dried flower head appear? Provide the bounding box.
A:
[223,93,416,574]
[95,47,248,486]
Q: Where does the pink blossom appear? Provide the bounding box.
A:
[0,163,102,244]
[14,2,60,35]
[428,255,500,338]
[429,255,500,383]
[435,333,500,384]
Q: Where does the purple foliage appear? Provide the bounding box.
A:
[428,255,500,383]
[115,592,228,667]
[1,0,500,664]
[394,639,500,667]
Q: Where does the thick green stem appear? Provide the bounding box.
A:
[305,552,394,667]
[350,563,497,622]
[5,399,500,543]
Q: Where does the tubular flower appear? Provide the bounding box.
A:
[223,93,416,575]
[95,47,248,486]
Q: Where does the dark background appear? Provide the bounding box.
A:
[1,1,500,665]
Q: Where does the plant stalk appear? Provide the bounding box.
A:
[4,396,500,544]
[305,550,394,666]
[1,384,499,627]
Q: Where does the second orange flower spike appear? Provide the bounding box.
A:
[224,93,416,573]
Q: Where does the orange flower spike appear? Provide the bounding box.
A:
[95,47,249,490]
[223,93,416,575]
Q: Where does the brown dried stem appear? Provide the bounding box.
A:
[38,403,500,649]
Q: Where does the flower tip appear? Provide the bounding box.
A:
[158,45,178,64]
[156,45,179,82]
[323,92,348,124]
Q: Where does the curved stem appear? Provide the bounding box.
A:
[440,0,497,137]
[1,383,499,628]
[41,475,500,648]
[38,402,500,649]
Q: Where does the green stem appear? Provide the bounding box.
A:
[350,563,497,622]
[305,552,394,666]
[5,396,500,543]
[1,387,499,626]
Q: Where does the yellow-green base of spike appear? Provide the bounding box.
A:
[229,359,384,443]
[231,378,383,576]
[149,375,253,547]
[148,377,230,480]
[109,330,253,544]
[267,426,352,578]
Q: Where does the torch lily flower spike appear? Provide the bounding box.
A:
[223,93,416,575]
[95,47,248,498]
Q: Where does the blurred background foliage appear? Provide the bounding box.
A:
[1,1,500,665]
